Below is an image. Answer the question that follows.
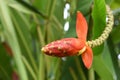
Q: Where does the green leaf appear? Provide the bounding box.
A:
[61,57,76,80]
[33,0,48,14]
[10,10,38,74]
[102,43,115,74]
[111,0,120,9]
[0,44,12,80]
[105,0,113,4]
[107,37,120,80]
[92,0,106,39]
[0,1,28,80]
[111,9,120,44]
[93,42,116,80]
[65,0,93,38]
[92,0,106,55]
[9,1,33,14]
[111,26,120,44]
[22,56,37,80]
[93,55,114,80]
[77,0,93,15]
[16,0,47,18]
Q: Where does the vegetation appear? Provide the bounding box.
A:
[0,0,120,80]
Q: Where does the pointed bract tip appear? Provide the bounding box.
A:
[81,46,93,69]
[77,11,82,15]
[77,11,80,13]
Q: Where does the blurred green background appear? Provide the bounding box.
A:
[0,0,120,80]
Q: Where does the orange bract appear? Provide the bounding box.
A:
[76,11,88,41]
[81,46,93,69]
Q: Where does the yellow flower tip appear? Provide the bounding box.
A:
[41,47,45,52]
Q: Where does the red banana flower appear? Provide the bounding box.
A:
[41,11,93,69]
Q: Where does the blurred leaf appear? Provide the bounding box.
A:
[77,0,93,15]
[105,0,113,4]
[93,43,115,80]
[75,58,86,80]
[111,9,120,44]
[53,0,64,26]
[0,44,12,80]
[65,0,93,37]
[107,37,120,80]
[33,0,50,17]
[61,57,76,80]
[111,26,120,44]
[0,1,28,80]
[69,67,78,80]
[33,0,48,13]
[93,55,114,80]
[102,43,115,75]
[69,0,77,14]
[10,9,38,74]
[48,58,61,80]
[9,1,33,14]
[111,0,120,9]
[16,0,47,18]
[61,57,86,80]
[22,56,37,80]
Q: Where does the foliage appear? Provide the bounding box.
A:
[0,0,120,80]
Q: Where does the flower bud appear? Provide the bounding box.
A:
[41,38,85,57]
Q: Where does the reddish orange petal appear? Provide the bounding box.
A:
[76,11,88,41]
[81,46,93,69]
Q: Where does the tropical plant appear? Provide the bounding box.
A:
[0,0,120,80]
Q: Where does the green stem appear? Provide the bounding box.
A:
[88,68,95,80]
[38,54,45,80]
[48,0,57,19]
[46,0,51,16]
[37,27,45,80]
[33,15,45,80]
[53,59,61,76]
[22,56,37,80]
[69,67,78,80]
[75,57,86,80]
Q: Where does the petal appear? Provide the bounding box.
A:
[81,46,93,69]
[76,11,88,41]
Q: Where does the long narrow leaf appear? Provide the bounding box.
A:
[0,1,28,80]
